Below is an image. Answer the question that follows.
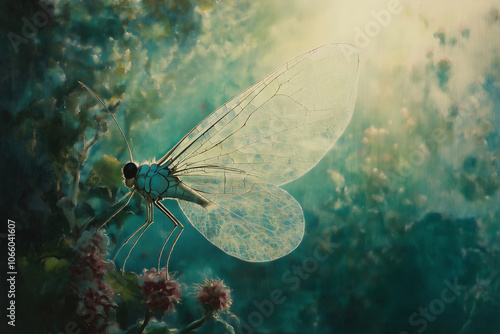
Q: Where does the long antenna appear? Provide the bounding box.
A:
[78,81,134,162]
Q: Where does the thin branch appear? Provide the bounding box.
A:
[179,312,213,334]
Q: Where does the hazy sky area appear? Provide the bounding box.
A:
[119,0,499,220]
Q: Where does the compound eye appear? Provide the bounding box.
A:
[123,162,138,179]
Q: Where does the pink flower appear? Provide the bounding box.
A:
[138,268,182,314]
[73,230,110,279]
[195,279,232,313]
[75,230,109,255]
[71,229,117,334]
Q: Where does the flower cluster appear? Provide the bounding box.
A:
[72,230,109,278]
[138,268,182,314]
[70,229,117,334]
[195,278,232,313]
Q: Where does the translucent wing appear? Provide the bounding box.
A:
[177,184,304,261]
[158,43,359,194]
[158,44,358,261]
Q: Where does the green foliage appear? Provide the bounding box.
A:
[88,155,124,190]
[436,58,452,91]
[107,266,141,302]
[0,1,210,333]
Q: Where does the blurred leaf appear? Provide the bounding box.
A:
[38,235,75,260]
[41,258,72,296]
[43,257,71,274]
[106,266,141,302]
[89,154,123,189]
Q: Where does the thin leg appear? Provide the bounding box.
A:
[154,201,184,277]
[155,200,178,270]
[121,200,154,271]
[112,219,149,263]
[113,200,153,270]
[95,190,134,235]
[113,190,134,207]
[157,224,177,271]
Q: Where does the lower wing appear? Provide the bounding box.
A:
[177,183,304,262]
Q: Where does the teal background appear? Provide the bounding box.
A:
[1,0,499,333]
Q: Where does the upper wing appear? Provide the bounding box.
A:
[158,44,359,195]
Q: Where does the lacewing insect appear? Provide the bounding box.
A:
[80,43,359,273]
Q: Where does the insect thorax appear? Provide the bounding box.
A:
[133,163,176,200]
[134,163,210,207]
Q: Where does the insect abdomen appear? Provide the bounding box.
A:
[170,181,211,207]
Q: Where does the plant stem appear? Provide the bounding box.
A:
[179,312,213,334]
[71,132,100,207]
[139,310,153,334]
